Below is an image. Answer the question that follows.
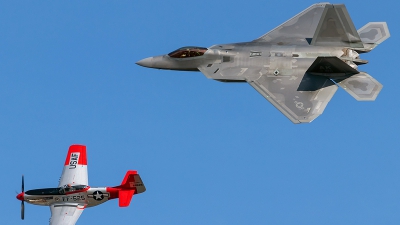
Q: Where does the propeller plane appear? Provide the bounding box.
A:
[16,145,146,225]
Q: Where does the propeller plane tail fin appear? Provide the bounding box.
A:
[113,170,146,207]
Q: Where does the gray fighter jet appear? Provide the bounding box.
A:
[136,3,390,123]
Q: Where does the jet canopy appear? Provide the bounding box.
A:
[168,46,208,58]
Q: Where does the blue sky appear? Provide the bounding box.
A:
[1,1,399,224]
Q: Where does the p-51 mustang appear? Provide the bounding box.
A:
[16,145,146,225]
[136,3,390,123]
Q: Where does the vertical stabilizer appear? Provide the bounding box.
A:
[311,4,363,48]
[117,171,145,193]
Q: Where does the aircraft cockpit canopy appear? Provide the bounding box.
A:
[59,184,88,194]
[168,46,208,58]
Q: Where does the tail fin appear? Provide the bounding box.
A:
[113,170,146,207]
[357,22,390,52]
[306,56,359,76]
[310,4,364,48]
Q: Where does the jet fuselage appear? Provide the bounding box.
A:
[137,43,361,82]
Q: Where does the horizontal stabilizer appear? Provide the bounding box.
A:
[332,72,382,101]
[356,22,390,52]
[119,190,135,207]
[307,56,359,76]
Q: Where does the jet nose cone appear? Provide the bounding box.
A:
[136,57,154,68]
[16,192,24,201]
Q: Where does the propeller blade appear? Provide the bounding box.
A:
[20,175,25,220]
[21,201,24,220]
[22,175,24,193]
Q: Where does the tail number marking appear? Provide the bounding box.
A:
[62,195,85,201]
[130,181,143,187]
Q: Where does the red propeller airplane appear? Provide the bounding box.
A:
[16,145,146,225]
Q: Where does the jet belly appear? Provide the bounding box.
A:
[264,45,348,78]
[200,44,346,82]
[199,45,269,81]
[202,44,297,80]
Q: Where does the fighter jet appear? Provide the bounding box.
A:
[16,145,146,225]
[136,3,390,123]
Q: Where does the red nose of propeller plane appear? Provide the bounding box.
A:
[16,192,24,201]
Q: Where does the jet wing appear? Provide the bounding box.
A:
[253,3,328,45]
[247,71,338,123]
[50,204,85,225]
[253,3,363,48]
[58,145,88,187]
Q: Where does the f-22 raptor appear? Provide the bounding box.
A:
[136,3,390,123]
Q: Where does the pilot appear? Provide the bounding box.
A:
[62,184,75,192]
[59,186,65,194]
[180,51,189,58]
